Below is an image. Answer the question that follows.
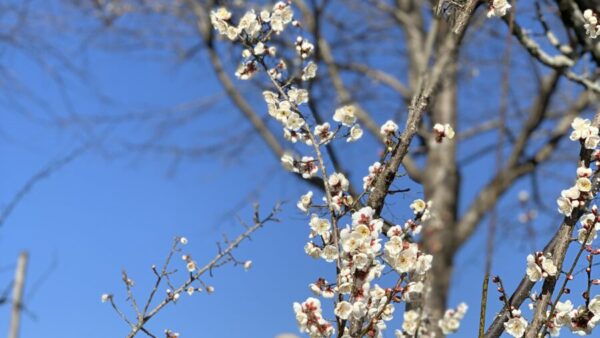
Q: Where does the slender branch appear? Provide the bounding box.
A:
[0,144,88,227]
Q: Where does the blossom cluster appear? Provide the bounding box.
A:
[265,88,309,132]
[540,297,600,336]
[293,297,334,337]
[300,203,442,336]
[282,154,318,179]
[584,9,600,39]
[211,3,293,41]
[211,3,295,80]
[525,252,557,282]
[210,3,466,337]
[363,161,384,191]
[438,303,468,335]
[381,120,399,149]
[334,105,363,143]
[409,199,432,222]
[577,206,600,245]
[300,201,457,337]
[556,118,599,217]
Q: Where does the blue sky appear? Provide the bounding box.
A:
[0,2,594,338]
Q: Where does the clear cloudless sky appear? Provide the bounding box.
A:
[0,3,590,338]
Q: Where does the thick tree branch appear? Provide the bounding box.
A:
[366,0,478,216]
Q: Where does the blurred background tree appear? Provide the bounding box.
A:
[2,0,600,337]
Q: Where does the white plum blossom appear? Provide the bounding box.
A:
[309,283,322,296]
[333,105,357,126]
[302,62,318,81]
[578,177,593,194]
[328,172,349,195]
[557,186,580,217]
[380,120,398,137]
[304,242,322,259]
[271,2,294,34]
[393,243,419,272]
[541,256,557,277]
[584,9,600,39]
[410,199,432,220]
[570,117,600,149]
[347,125,363,142]
[363,161,384,190]
[415,254,433,274]
[297,191,313,213]
[101,293,111,303]
[210,7,236,40]
[401,310,420,335]
[577,165,593,178]
[548,300,573,336]
[309,214,331,238]
[438,303,468,334]
[504,310,527,337]
[281,153,297,172]
[235,60,258,80]
[526,254,542,282]
[351,206,375,225]
[526,253,557,282]
[243,260,253,271]
[433,123,456,142]
[186,261,197,272]
[381,303,395,321]
[321,245,339,262]
[253,42,266,55]
[299,156,318,179]
[403,281,424,302]
[330,193,353,213]
[579,211,599,245]
[295,37,314,59]
[283,129,300,144]
[288,87,309,106]
[285,112,305,131]
[569,305,595,335]
[577,227,597,245]
[487,0,512,18]
[334,301,353,320]
[410,199,427,213]
[354,252,370,270]
[337,268,354,295]
[589,296,600,323]
[238,10,261,38]
[314,123,333,143]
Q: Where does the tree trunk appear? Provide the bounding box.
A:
[420,50,459,337]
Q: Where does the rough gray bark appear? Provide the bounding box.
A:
[420,47,459,336]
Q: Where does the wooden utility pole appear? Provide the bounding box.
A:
[9,252,28,338]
